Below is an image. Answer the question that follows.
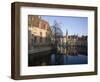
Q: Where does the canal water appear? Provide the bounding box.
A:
[28,53,88,66]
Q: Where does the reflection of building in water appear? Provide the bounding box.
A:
[28,15,52,54]
[62,29,87,55]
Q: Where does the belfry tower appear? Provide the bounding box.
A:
[66,29,68,40]
[66,29,68,54]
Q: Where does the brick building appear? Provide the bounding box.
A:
[28,15,52,53]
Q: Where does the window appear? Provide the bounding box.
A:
[45,37,47,42]
[43,24,46,29]
[31,39,34,47]
[34,36,37,43]
[40,37,42,43]
[40,32,42,43]
[40,32,42,36]
[46,32,47,36]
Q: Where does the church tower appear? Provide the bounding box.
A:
[66,29,68,39]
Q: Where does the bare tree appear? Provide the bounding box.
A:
[51,20,63,53]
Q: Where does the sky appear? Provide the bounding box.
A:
[41,15,88,36]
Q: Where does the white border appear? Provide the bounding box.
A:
[20,7,95,75]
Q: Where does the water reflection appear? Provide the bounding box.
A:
[51,54,87,65]
[28,53,87,66]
